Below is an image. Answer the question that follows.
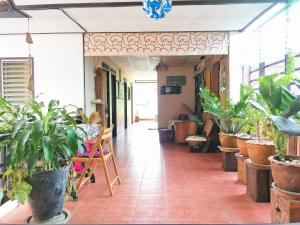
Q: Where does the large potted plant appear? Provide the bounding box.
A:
[245,95,275,165]
[0,98,83,222]
[251,53,300,192]
[199,85,252,148]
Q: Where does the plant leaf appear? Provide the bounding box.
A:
[67,128,78,156]
[272,116,300,136]
[31,120,43,151]
[282,96,300,118]
[12,119,27,138]
[42,136,53,164]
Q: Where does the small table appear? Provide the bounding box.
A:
[185,135,206,152]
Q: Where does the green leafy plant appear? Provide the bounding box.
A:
[0,98,84,203]
[199,85,253,134]
[250,52,300,161]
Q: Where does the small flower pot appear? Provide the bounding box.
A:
[219,132,237,148]
[236,135,251,157]
[247,140,275,165]
[269,155,300,193]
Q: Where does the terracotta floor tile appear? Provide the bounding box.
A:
[0,122,271,224]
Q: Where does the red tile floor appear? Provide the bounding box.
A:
[0,122,270,224]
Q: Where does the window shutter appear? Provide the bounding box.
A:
[1,60,33,105]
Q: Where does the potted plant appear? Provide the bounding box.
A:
[250,53,300,192]
[199,85,252,148]
[0,98,84,222]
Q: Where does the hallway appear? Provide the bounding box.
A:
[0,122,270,224]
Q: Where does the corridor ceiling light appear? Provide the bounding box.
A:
[155,57,168,71]
[143,0,172,20]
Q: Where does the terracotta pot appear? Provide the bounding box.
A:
[236,136,251,157]
[219,133,237,148]
[247,140,275,165]
[187,121,198,136]
[269,155,300,193]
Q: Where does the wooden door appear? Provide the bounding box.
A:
[211,62,220,97]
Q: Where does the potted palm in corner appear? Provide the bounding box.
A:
[0,98,84,223]
[199,85,253,148]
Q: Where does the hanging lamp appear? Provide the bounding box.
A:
[155,57,168,71]
[143,0,172,20]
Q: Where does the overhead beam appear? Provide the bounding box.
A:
[60,9,87,32]
[240,1,279,32]
[8,0,30,17]
[13,0,287,10]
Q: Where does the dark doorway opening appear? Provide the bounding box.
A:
[111,74,117,137]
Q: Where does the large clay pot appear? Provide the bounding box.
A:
[219,133,237,148]
[28,165,69,221]
[187,121,198,136]
[247,140,275,165]
[236,136,251,157]
[174,121,188,143]
[269,155,300,193]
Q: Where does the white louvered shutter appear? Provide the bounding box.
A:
[1,60,33,106]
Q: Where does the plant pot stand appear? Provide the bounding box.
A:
[218,146,239,172]
[271,183,300,223]
[236,153,248,184]
[27,209,71,224]
[246,159,273,202]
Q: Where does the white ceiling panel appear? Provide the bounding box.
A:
[65,3,271,32]
[0,10,82,34]
[14,0,138,5]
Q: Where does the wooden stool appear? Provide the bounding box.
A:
[246,159,273,202]
[218,146,239,172]
[271,183,300,223]
[236,153,248,184]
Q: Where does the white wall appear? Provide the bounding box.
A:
[157,66,195,128]
[229,32,244,102]
[0,34,84,108]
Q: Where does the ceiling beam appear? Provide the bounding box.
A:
[13,0,287,10]
[240,1,278,32]
[8,0,30,17]
[60,9,87,32]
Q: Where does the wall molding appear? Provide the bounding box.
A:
[84,32,229,56]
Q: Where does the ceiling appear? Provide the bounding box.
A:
[110,55,202,79]
[0,0,283,34]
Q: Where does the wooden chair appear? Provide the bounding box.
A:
[72,125,121,196]
[185,119,214,152]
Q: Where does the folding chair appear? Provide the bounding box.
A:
[185,119,214,152]
[72,125,121,196]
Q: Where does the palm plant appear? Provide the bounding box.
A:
[0,98,84,204]
[199,85,253,134]
[250,53,300,161]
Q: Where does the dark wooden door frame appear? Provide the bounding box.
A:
[105,69,111,128]
[111,74,117,137]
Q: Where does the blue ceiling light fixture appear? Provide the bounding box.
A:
[143,0,172,19]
